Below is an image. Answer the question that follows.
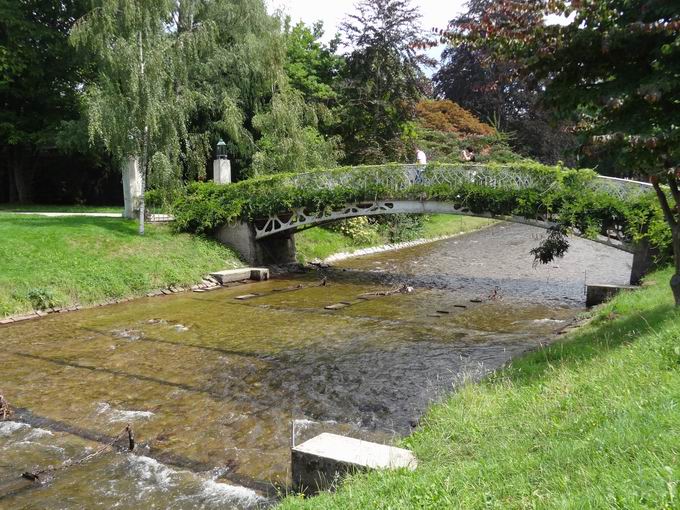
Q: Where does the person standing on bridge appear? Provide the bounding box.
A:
[414,148,427,184]
[416,148,427,165]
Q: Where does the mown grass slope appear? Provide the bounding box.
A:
[279,267,680,509]
[295,215,495,263]
[0,214,243,317]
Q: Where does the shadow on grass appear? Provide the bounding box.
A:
[496,301,678,386]
[0,215,148,236]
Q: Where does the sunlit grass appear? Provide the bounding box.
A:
[295,215,496,263]
[279,267,680,509]
[0,204,122,213]
[0,215,243,317]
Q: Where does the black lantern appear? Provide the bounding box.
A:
[216,139,227,160]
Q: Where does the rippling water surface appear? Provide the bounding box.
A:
[0,223,632,508]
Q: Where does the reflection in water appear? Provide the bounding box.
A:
[0,223,631,508]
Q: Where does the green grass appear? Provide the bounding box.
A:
[295,215,495,263]
[0,215,243,317]
[0,204,123,213]
[279,267,680,509]
[421,215,494,239]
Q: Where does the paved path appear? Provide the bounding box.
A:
[4,211,174,221]
[7,212,122,217]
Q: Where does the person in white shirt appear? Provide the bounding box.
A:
[416,148,427,165]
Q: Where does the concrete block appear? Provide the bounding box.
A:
[210,267,269,284]
[292,433,417,494]
[249,268,270,281]
[209,268,252,284]
[586,284,638,307]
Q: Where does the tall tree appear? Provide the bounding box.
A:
[434,0,578,165]
[283,20,345,141]
[71,0,201,233]
[443,0,680,303]
[178,0,285,181]
[337,0,431,164]
[0,0,88,203]
[284,20,343,105]
[250,85,342,175]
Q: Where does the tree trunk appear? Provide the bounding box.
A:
[672,225,680,306]
[138,147,146,235]
[7,153,17,203]
[10,147,35,204]
[651,178,680,306]
[137,30,146,236]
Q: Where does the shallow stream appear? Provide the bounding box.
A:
[0,223,632,508]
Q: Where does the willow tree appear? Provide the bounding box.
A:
[177,0,285,181]
[71,0,199,233]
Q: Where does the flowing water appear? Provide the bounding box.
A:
[0,223,632,509]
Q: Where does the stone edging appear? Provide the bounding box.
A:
[0,272,237,326]
[322,229,486,264]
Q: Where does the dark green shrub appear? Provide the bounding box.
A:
[27,288,56,311]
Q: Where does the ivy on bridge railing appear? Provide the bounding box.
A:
[171,162,670,255]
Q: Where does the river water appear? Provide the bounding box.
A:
[0,223,632,508]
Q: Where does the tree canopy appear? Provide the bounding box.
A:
[441,0,680,303]
[336,0,431,164]
[0,0,90,203]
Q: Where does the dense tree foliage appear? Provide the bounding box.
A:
[250,86,342,175]
[416,100,495,136]
[336,0,431,164]
[0,0,90,203]
[434,0,578,165]
[248,20,343,176]
[284,21,343,105]
[179,0,285,181]
[442,0,680,303]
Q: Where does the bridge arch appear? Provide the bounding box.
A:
[205,164,655,283]
[250,199,632,253]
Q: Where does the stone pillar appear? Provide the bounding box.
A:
[217,221,297,265]
[630,237,658,285]
[213,159,231,184]
[122,156,143,219]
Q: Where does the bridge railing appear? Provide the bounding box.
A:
[277,163,652,200]
[588,175,653,200]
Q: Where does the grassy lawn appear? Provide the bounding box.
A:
[0,215,243,317]
[295,215,495,263]
[421,214,494,238]
[279,267,680,509]
[0,204,123,213]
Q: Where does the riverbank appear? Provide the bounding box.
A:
[0,213,493,320]
[296,215,495,263]
[0,214,243,318]
[279,266,680,509]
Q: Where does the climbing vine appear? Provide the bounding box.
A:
[172,163,671,259]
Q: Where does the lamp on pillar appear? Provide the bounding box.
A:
[216,139,227,159]
[213,139,231,184]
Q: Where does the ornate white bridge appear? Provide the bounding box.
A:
[251,164,653,248]
[215,164,655,283]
